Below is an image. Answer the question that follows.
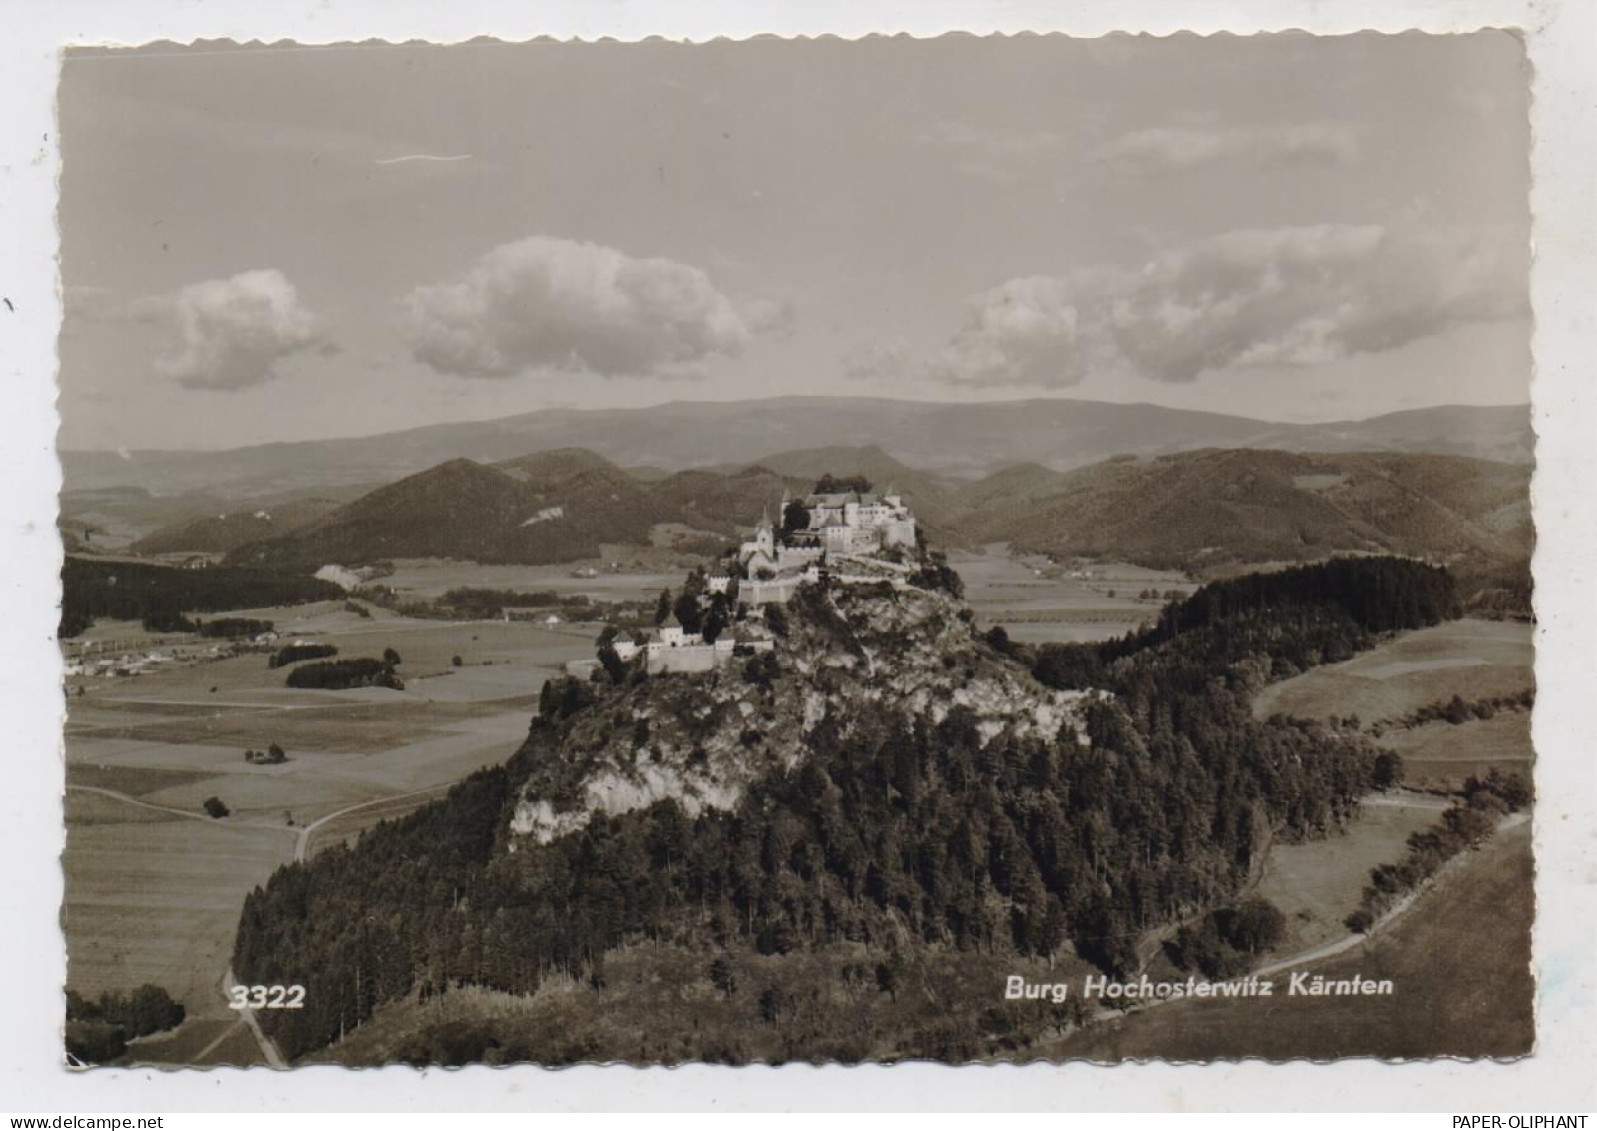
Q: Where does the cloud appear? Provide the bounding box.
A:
[933,222,1527,387]
[404,236,780,379]
[375,153,474,165]
[1096,123,1360,173]
[923,119,1067,158]
[933,274,1113,388]
[138,270,332,391]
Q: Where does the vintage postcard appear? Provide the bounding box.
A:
[55,31,1536,1069]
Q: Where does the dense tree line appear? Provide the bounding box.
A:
[269,643,339,668]
[1165,897,1288,979]
[285,656,403,691]
[64,984,184,1065]
[1028,557,1461,697]
[231,557,1450,1060]
[198,617,275,639]
[439,588,593,618]
[60,556,341,638]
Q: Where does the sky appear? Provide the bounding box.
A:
[57,33,1532,451]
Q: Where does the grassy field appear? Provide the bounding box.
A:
[63,808,292,1014]
[1255,619,1533,724]
[951,545,1192,645]
[380,557,681,603]
[1375,712,1534,792]
[1252,618,1534,789]
[1252,798,1443,952]
[62,589,599,1066]
[1047,819,1534,1061]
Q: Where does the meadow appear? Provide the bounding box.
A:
[1251,797,1443,952]
[379,557,680,603]
[61,594,598,1065]
[1255,619,1532,723]
[1252,618,1534,789]
[951,545,1194,645]
[1047,819,1534,1061]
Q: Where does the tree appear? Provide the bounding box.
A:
[203,796,230,819]
[672,589,703,635]
[701,596,729,644]
[875,951,906,1001]
[383,647,403,667]
[780,499,811,543]
[597,644,629,685]
[266,742,287,764]
[709,956,737,998]
[1371,751,1404,791]
[451,655,464,667]
[654,588,672,626]
[814,473,872,494]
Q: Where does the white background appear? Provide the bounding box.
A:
[1,0,1592,1113]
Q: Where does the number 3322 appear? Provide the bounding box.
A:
[229,984,305,1010]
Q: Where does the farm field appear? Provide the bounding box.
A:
[62,801,292,1024]
[951,544,1193,645]
[1049,819,1535,1061]
[62,588,599,1064]
[380,557,680,603]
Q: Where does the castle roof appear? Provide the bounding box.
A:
[662,611,683,629]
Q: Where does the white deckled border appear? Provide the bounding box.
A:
[1,0,1592,1114]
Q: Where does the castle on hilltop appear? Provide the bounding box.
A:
[569,482,919,679]
[738,486,916,573]
[729,484,917,606]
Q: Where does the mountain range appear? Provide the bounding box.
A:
[212,441,1531,606]
[61,397,1532,499]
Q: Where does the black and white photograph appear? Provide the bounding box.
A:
[51,29,1542,1071]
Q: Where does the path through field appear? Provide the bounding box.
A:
[1085,803,1528,1027]
[76,780,463,1067]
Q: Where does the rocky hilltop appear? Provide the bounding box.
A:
[233,551,1459,1064]
[509,582,1088,846]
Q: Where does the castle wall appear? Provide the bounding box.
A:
[741,576,804,606]
[647,645,719,674]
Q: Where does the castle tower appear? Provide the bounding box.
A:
[756,504,775,556]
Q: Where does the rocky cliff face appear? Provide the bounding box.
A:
[507,582,1089,847]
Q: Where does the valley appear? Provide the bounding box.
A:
[55,427,1536,1066]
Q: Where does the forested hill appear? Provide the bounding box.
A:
[222,453,809,570]
[960,448,1531,590]
[212,446,1529,601]
[233,555,1456,1064]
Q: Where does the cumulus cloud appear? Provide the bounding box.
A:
[138,270,332,391]
[934,274,1115,388]
[934,222,1527,387]
[404,236,780,379]
[1097,123,1360,173]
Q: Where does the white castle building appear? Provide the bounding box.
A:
[733,485,916,606]
[738,486,916,573]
